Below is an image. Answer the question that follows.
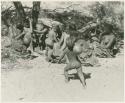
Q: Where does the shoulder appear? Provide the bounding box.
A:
[49,30,55,34]
[64,48,69,53]
[108,33,115,39]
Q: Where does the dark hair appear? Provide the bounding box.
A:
[104,23,113,32]
[56,25,62,39]
[65,23,76,33]
[66,31,85,51]
[16,23,24,32]
[24,19,30,28]
[66,36,76,51]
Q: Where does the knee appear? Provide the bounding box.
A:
[77,67,82,72]
[64,66,69,72]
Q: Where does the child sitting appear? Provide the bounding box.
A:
[33,20,48,51]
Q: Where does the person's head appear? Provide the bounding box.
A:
[52,24,58,32]
[53,25,62,39]
[103,23,113,33]
[73,38,88,54]
[66,36,76,51]
[66,31,85,51]
[24,19,30,28]
[2,25,8,36]
[65,23,76,34]
[16,23,24,33]
[24,22,29,28]
[36,23,44,31]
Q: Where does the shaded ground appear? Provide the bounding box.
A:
[1,49,124,102]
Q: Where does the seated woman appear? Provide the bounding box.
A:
[45,25,58,62]
[13,18,33,54]
[100,23,116,57]
[53,25,70,57]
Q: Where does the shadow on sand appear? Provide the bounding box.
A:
[61,73,91,80]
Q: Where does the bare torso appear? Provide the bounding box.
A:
[65,49,81,68]
[45,29,57,46]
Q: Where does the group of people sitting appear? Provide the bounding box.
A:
[13,18,68,59]
[11,18,117,88]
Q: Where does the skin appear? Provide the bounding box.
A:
[45,28,58,61]
[15,29,25,40]
[100,34,116,57]
[23,27,32,48]
[58,39,86,88]
[52,32,69,58]
[2,25,8,36]
[33,23,48,50]
[59,32,70,51]
[101,34,116,50]
[22,19,33,50]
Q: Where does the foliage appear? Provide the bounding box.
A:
[1,1,124,44]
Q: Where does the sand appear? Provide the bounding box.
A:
[1,51,124,102]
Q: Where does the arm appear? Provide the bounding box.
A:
[59,33,64,45]
[54,35,58,42]
[15,31,25,40]
[29,18,33,33]
[58,48,67,63]
[53,32,58,42]
[77,55,83,63]
[34,28,48,34]
[105,36,115,49]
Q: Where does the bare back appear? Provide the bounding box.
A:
[64,48,81,67]
[45,29,57,46]
[48,30,57,41]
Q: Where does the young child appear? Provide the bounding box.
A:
[45,25,58,62]
[58,35,86,88]
[23,18,32,49]
[33,20,48,51]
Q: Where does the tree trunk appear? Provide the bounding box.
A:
[32,1,41,29]
[13,2,26,25]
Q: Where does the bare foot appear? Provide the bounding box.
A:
[82,83,86,89]
[65,77,70,83]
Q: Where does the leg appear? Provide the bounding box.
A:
[27,39,34,52]
[38,37,41,50]
[47,47,53,62]
[45,46,48,56]
[64,65,70,83]
[42,39,46,50]
[77,66,86,88]
[64,64,75,83]
[41,36,46,50]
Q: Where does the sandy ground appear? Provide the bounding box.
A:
[1,50,124,102]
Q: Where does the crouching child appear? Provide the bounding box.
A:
[58,35,86,88]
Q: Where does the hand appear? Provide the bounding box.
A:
[29,18,33,22]
[57,60,61,64]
